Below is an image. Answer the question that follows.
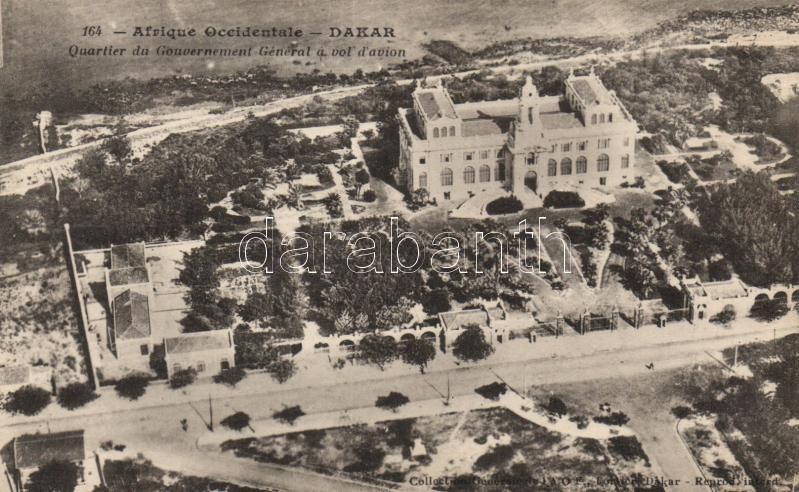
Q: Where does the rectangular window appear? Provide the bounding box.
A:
[561,142,571,152]
[598,138,610,149]
[464,152,474,161]
[623,137,630,147]
[480,150,489,160]
[621,154,630,168]
[419,157,426,165]
[495,149,503,158]
[600,177,607,186]
[140,344,149,356]
[441,154,451,163]
[577,141,587,151]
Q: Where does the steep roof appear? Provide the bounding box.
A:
[438,309,490,331]
[113,290,151,340]
[165,330,232,355]
[14,430,85,469]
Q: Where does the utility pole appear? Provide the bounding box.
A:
[445,374,451,406]
[208,394,214,432]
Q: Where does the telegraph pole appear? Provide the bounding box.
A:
[208,394,214,432]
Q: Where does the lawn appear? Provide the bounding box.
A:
[685,154,738,182]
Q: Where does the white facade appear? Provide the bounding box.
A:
[398,71,638,203]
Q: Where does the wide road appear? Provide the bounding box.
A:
[2,324,794,491]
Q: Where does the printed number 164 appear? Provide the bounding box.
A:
[82,26,103,37]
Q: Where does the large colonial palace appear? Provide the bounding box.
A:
[397,70,639,204]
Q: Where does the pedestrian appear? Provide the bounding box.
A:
[180,418,188,431]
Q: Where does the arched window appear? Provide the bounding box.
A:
[419,172,428,188]
[621,154,630,168]
[576,156,587,174]
[599,114,605,123]
[547,159,557,176]
[597,154,610,172]
[449,126,456,137]
[463,166,475,184]
[591,114,597,125]
[561,157,572,175]
[433,128,439,138]
[526,152,535,165]
[479,165,491,182]
[441,168,453,186]
[441,127,448,137]
[608,113,613,122]
[495,162,506,181]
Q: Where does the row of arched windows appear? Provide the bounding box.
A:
[432,125,457,138]
[420,163,505,188]
[546,154,610,176]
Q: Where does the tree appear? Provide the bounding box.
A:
[238,291,273,324]
[3,385,51,416]
[452,325,494,363]
[401,338,436,373]
[422,288,451,315]
[671,406,692,420]
[114,374,150,400]
[103,134,132,163]
[475,382,507,401]
[322,192,343,218]
[269,359,297,384]
[354,168,371,197]
[57,382,98,410]
[221,411,252,431]
[27,460,78,492]
[375,391,410,412]
[357,335,397,370]
[213,367,247,387]
[273,405,305,425]
[170,368,197,389]
[547,396,568,417]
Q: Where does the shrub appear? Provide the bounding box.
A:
[114,374,150,400]
[594,411,630,426]
[475,382,507,401]
[220,411,251,431]
[362,189,377,202]
[710,306,736,325]
[474,445,515,471]
[608,436,649,464]
[750,298,789,322]
[485,196,523,215]
[4,385,51,416]
[543,190,585,208]
[170,368,197,389]
[211,222,236,233]
[375,392,410,411]
[273,405,305,425]
[213,367,247,387]
[209,206,228,221]
[268,359,297,384]
[57,382,98,410]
